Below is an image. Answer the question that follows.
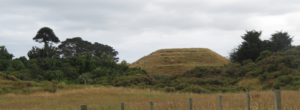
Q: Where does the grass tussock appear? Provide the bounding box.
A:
[0,86,300,110]
[130,48,229,76]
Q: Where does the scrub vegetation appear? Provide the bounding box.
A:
[1,27,300,109]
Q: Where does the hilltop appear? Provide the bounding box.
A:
[129,48,229,76]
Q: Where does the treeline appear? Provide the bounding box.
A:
[229,30,293,64]
[2,29,299,94]
[0,27,148,84]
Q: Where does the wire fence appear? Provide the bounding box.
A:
[31,90,282,110]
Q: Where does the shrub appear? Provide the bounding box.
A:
[273,82,285,89]
[164,87,175,92]
[182,86,207,93]
[255,50,272,62]
[246,68,264,77]
[151,75,168,80]
[277,75,293,85]
[4,87,13,93]
[175,84,187,90]
[261,84,271,90]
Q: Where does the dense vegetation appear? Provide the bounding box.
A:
[1,28,300,94]
[0,27,149,91]
[229,30,293,64]
[152,47,300,93]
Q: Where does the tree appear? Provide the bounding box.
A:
[11,59,25,71]
[14,56,27,66]
[229,30,263,63]
[92,42,119,62]
[58,37,93,58]
[33,27,60,46]
[0,46,13,60]
[27,45,59,59]
[58,37,119,62]
[270,31,293,51]
[0,46,14,71]
[78,72,92,85]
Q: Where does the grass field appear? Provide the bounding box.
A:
[130,48,229,76]
[0,86,299,110]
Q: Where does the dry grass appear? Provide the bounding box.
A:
[1,86,300,110]
[130,48,229,76]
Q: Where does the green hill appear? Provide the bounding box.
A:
[130,48,229,76]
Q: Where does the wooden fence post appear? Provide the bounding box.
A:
[120,102,124,110]
[219,95,222,110]
[246,92,250,110]
[189,97,192,110]
[150,100,154,110]
[274,90,282,110]
[79,105,87,110]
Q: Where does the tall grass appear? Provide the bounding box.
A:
[0,86,299,110]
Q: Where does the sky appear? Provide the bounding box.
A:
[2,0,300,63]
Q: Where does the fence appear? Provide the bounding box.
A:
[73,90,284,110]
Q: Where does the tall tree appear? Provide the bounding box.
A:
[0,46,13,71]
[229,30,263,63]
[58,37,93,58]
[33,27,60,46]
[270,31,293,51]
[92,42,119,62]
[58,37,119,62]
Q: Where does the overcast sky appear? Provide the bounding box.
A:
[2,0,300,63]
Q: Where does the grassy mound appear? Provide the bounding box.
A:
[130,48,229,76]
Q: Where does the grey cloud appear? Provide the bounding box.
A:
[2,0,300,62]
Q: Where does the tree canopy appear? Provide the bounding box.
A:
[229,30,294,64]
[58,37,119,62]
[33,27,60,46]
[229,30,263,63]
[270,31,293,51]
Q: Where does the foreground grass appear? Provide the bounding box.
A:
[0,86,299,110]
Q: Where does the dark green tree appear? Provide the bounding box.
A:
[58,37,93,58]
[270,31,293,51]
[58,37,119,62]
[0,46,13,60]
[33,27,60,46]
[27,45,59,59]
[229,30,263,63]
[0,46,13,71]
[11,59,25,71]
[92,42,119,62]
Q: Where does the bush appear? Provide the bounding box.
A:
[182,86,207,93]
[4,87,13,93]
[246,68,264,77]
[151,75,168,80]
[277,75,293,85]
[164,87,175,92]
[273,82,285,89]
[175,84,187,90]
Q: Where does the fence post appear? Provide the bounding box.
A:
[120,102,124,110]
[79,105,87,110]
[246,92,250,110]
[189,97,192,110]
[219,95,222,110]
[150,100,154,110]
[274,90,282,110]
